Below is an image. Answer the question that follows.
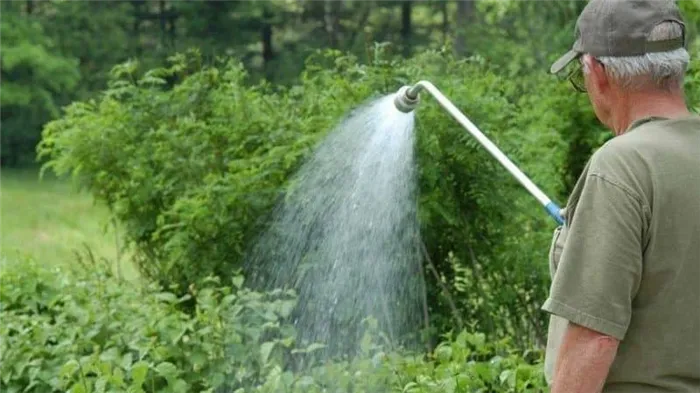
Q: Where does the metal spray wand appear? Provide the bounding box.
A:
[394,81,565,225]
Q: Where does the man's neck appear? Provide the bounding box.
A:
[612,88,691,135]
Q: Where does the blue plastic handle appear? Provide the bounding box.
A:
[545,201,565,225]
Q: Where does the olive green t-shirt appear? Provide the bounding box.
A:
[542,115,700,392]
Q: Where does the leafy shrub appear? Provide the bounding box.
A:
[37,49,380,295]
[0,257,547,393]
[37,42,700,351]
[0,255,298,393]
[251,331,547,393]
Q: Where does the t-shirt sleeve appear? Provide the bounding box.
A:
[542,172,645,341]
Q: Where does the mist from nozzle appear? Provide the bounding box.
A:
[394,85,421,113]
[244,94,424,364]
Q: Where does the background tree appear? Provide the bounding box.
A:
[0,1,80,166]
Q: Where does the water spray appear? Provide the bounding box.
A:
[395,81,565,225]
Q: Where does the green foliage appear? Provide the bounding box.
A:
[40,1,137,95]
[8,4,700,391]
[252,331,547,393]
[8,0,700,169]
[0,3,80,166]
[685,31,700,112]
[36,25,700,344]
[472,0,587,77]
[37,47,564,347]
[0,258,547,393]
[37,49,375,295]
[0,255,298,393]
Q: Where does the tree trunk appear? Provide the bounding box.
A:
[442,0,449,45]
[131,1,143,56]
[324,0,341,48]
[26,0,33,15]
[168,6,176,49]
[159,0,167,50]
[349,2,372,50]
[401,1,412,57]
[261,9,274,80]
[454,0,475,56]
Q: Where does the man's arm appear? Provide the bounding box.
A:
[551,322,620,393]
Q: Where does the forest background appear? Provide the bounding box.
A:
[2,1,699,392]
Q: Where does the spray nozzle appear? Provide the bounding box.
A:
[394,85,421,113]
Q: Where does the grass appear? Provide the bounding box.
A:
[0,168,138,281]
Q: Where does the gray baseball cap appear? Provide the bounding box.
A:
[550,0,687,74]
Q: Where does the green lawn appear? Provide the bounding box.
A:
[1,168,138,281]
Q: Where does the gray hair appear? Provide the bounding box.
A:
[585,21,690,90]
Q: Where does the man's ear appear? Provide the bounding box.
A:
[583,54,609,92]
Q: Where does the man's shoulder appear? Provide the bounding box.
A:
[614,114,700,148]
[584,136,642,180]
[590,115,700,172]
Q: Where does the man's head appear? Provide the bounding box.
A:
[551,0,691,132]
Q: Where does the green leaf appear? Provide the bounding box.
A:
[60,360,80,379]
[434,344,453,362]
[120,354,133,372]
[278,300,295,318]
[172,379,188,393]
[232,275,244,289]
[441,377,457,393]
[499,369,516,387]
[155,362,179,383]
[95,377,107,393]
[155,292,178,304]
[130,361,149,387]
[70,382,88,393]
[403,381,418,392]
[294,376,314,388]
[260,341,276,365]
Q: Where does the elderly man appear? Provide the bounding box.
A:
[543,0,700,392]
